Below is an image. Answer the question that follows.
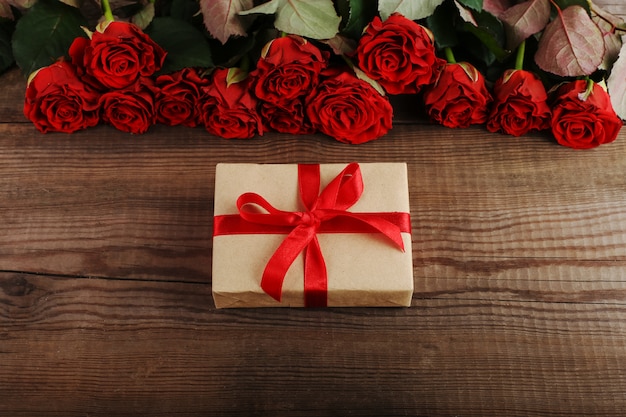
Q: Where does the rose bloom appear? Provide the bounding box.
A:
[69,21,166,91]
[306,69,393,144]
[550,80,622,149]
[99,77,158,134]
[354,13,441,95]
[260,100,315,135]
[155,68,209,127]
[422,62,492,128]
[24,60,100,133]
[487,69,551,136]
[200,68,263,139]
[251,35,328,107]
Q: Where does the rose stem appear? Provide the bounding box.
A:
[515,40,525,71]
[101,0,115,22]
[579,77,594,102]
[444,47,456,64]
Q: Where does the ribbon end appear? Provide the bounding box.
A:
[261,281,283,303]
[304,289,328,308]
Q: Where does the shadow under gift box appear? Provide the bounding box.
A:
[211,163,414,308]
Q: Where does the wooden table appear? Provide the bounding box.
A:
[2,5,626,414]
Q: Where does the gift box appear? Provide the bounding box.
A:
[212,162,413,308]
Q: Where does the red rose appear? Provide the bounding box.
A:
[156,68,209,127]
[422,62,492,128]
[354,13,441,95]
[550,80,622,149]
[24,60,100,133]
[69,21,166,91]
[99,78,157,134]
[487,69,551,136]
[200,68,262,139]
[306,69,393,144]
[260,101,315,135]
[251,35,328,107]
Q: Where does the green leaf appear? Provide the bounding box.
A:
[145,17,214,74]
[168,0,201,22]
[427,1,459,49]
[208,30,257,67]
[336,0,350,22]
[108,2,144,19]
[12,0,88,76]
[351,64,386,96]
[0,17,15,74]
[336,0,377,39]
[131,2,155,30]
[460,8,509,61]
[459,30,498,68]
[240,0,341,40]
[378,0,445,21]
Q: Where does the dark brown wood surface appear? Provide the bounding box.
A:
[2,3,626,415]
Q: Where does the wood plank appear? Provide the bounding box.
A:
[2,123,626,416]
[2,123,625,282]
[0,69,26,123]
[2,273,626,417]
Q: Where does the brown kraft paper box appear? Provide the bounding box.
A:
[212,162,414,308]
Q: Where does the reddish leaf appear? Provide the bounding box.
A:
[591,4,624,69]
[607,42,626,120]
[200,0,254,44]
[454,0,477,26]
[0,0,37,19]
[0,2,12,19]
[483,0,514,17]
[322,34,357,56]
[535,5,605,77]
[500,0,550,50]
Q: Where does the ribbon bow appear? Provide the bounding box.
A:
[230,163,408,307]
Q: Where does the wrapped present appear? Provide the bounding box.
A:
[212,162,413,308]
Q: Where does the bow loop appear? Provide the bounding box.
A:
[314,163,363,211]
[237,192,303,226]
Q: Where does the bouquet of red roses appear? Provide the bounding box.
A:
[3,0,625,149]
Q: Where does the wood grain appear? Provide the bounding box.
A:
[2,273,626,417]
[0,68,27,123]
[2,4,626,415]
[2,123,625,283]
[2,118,626,416]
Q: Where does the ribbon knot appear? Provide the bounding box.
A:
[300,211,321,229]
[217,163,410,307]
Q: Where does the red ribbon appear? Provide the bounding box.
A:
[213,163,411,307]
